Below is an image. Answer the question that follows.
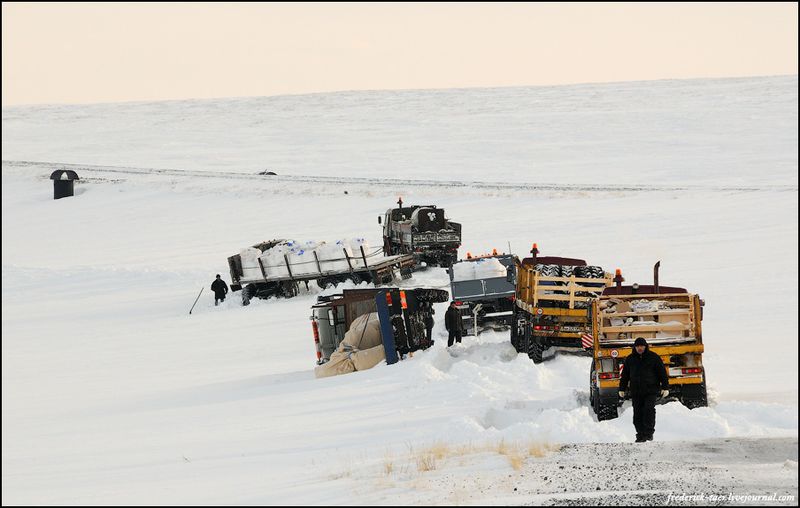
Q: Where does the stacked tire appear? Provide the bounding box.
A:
[534,264,561,308]
[574,265,605,309]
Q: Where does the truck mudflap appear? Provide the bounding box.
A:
[375,290,399,365]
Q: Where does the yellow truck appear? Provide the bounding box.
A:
[511,244,614,363]
[588,264,707,420]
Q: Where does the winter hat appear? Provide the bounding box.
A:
[634,337,648,347]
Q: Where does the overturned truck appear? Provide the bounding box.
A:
[311,288,449,377]
[228,239,416,303]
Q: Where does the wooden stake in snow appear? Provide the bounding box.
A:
[189,287,204,315]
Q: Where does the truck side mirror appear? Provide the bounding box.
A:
[327,308,336,326]
[378,216,382,224]
[506,266,516,284]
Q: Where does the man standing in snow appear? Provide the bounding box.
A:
[211,274,229,306]
[445,301,463,347]
[618,337,670,442]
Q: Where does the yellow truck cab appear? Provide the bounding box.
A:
[588,268,707,421]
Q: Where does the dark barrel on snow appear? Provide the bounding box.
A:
[49,170,79,199]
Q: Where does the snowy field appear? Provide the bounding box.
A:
[2,76,798,504]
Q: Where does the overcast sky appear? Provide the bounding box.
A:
[2,2,797,106]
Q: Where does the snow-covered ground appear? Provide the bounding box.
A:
[2,76,798,504]
[3,76,797,187]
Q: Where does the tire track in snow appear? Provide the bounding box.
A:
[4,159,797,193]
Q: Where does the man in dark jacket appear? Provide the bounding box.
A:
[619,337,670,442]
[211,274,229,306]
[444,301,463,347]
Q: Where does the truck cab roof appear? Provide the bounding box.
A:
[602,285,687,296]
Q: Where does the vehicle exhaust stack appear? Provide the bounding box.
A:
[654,261,661,294]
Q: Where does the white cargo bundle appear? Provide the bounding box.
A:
[259,242,291,278]
[451,261,476,281]
[240,247,266,281]
[286,246,317,276]
[473,257,507,278]
[452,257,507,281]
[348,238,371,268]
[630,299,671,313]
[240,238,379,280]
[314,241,350,272]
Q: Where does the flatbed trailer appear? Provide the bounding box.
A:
[228,239,416,302]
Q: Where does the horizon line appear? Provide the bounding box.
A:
[3,73,797,110]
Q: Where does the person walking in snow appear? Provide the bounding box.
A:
[618,337,670,442]
[211,274,229,306]
[444,301,463,347]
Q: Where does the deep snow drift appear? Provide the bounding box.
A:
[2,75,798,504]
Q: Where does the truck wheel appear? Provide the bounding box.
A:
[596,402,618,421]
[279,281,299,298]
[528,337,545,364]
[242,284,255,305]
[592,389,619,421]
[680,381,708,409]
[439,254,456,269]
[510,332,521,353]
[316,277,335,289]
[510,308,523,352]
[538,264,559,277]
